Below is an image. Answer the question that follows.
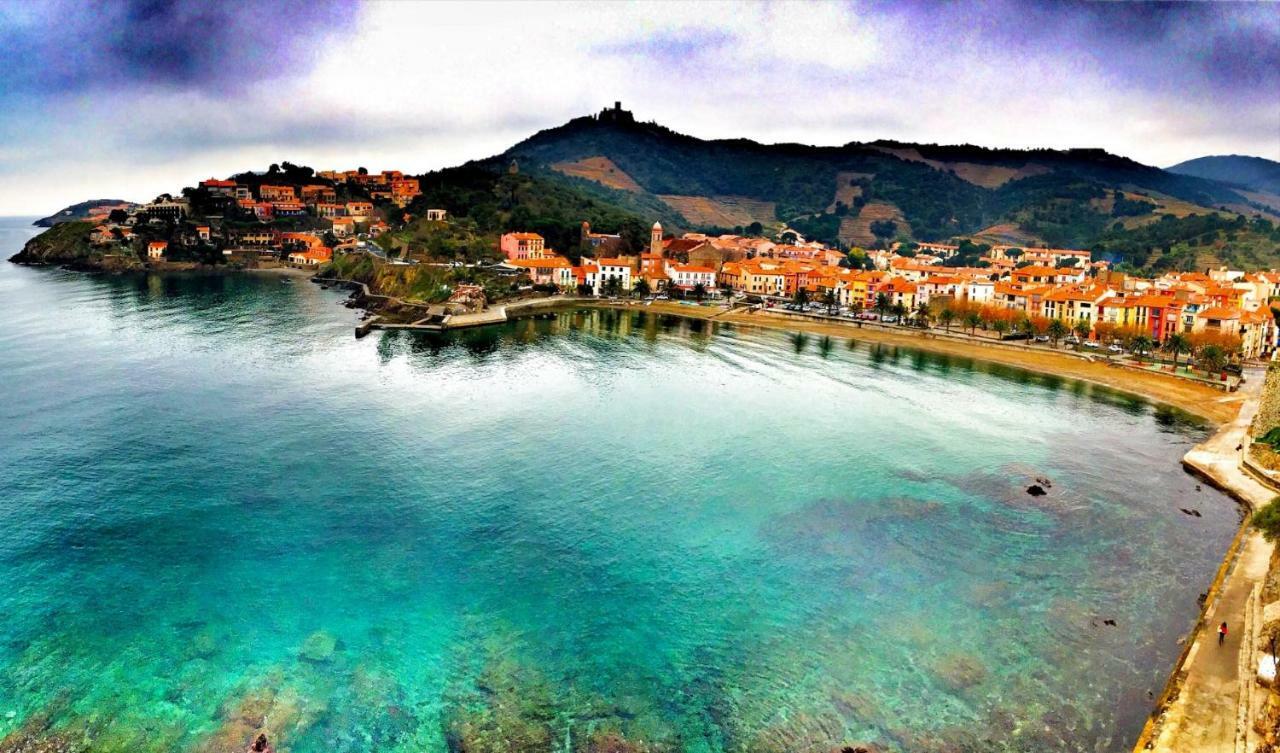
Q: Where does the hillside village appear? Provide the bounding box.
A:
[73,164,423,270]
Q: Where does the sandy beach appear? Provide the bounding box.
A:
[578,299,1246,426]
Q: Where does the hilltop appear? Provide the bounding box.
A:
[14,104,1280,275]
[488,104,1280,269]
[1167,155,1280,196]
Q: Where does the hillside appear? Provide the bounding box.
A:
[34,199,136,227]
[1168,155,1280,195]
[496,105,1280,265]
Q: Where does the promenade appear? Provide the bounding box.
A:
[1145,369,1276,752]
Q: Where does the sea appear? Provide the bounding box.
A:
[0,216,1239,752]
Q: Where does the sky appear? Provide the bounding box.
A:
[0,0,1277,215]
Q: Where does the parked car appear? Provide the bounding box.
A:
[1107,344,1123,353]
[1035,335,1050,343]
[1084,340,1100,349]
[880,315,898,324]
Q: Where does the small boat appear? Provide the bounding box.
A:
[280,278,293,284]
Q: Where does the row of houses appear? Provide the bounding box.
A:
[722,256,1278,358]
[201,170,423,211]
[498,222,1278,359]
[498,223,717,296]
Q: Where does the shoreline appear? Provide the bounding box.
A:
[1137,370,1276,751]
[11,263,1266,747]
[566,298,1244,426]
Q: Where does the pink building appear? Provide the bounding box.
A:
[500,232,547,260]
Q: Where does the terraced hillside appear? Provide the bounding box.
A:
[550,156,643,192]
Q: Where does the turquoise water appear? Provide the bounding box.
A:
[0,216,1241,752]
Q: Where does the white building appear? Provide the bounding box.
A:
[596,257,633,293]
[666,262,716,293]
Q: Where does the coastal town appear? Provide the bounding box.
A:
[60,163,1279,382]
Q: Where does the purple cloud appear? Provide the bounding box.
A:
[1,0,359,96]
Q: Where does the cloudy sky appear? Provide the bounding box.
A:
[0,0,1277,215]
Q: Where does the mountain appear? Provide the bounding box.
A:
[1167,155,1280,196]
[490,104,1279,263]
[34,199,137,227]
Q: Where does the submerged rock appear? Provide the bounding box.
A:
[933,652,989,692]
[299,631,337,663]
[1026,485,1047,497]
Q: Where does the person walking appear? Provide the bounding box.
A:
[1219,621,1228,646]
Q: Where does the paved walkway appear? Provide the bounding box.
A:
[1149,369,1275,752]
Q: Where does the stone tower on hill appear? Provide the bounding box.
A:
[598,101,635,125]
[650,221,663,256]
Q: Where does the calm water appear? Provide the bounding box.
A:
[0,216,1240,752]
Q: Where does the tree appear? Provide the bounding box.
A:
[874,292,890,318]
[1132,334,1154,363]
[1197,344,1227,373]
[1047,319,1068,347]
[603,276,622,298]
[870,220,897,240]
[992,318,1010,338]
[824,289,839,315]
[1072,320,1091,341]
[1165,332,1190,371]
[891,302,908,324]
[634,278,651,298]
[1253,496,1280,542]
[914,301,931,328]
[692,282,708,302]
[939,307,956,333]
[794,287,810,307]
[964,310,982,335]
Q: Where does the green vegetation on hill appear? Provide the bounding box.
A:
[398,165,670,259]
[1092,214,1280,272]
[1168,155,1280,195]
[500,113,1266,250]
[10,221,98,263]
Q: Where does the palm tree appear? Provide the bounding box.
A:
[938,307,956,333]
[964,311,982,335]
[603,276,622,298]
[874,292,891,319]
[634,278,651,298]
[1047,319,1068,347]
[892,302,908,324]
[692,282,707,302]
[1165,332,1190,372]
[1198,344,1227,373]
[794,287,810,307]
[824,289,838,315]
[914,301,931,328]
[992,318,1009,339]
[1072,320,1091,342]
[850,301,864,318]
[1131,334,1154,363]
